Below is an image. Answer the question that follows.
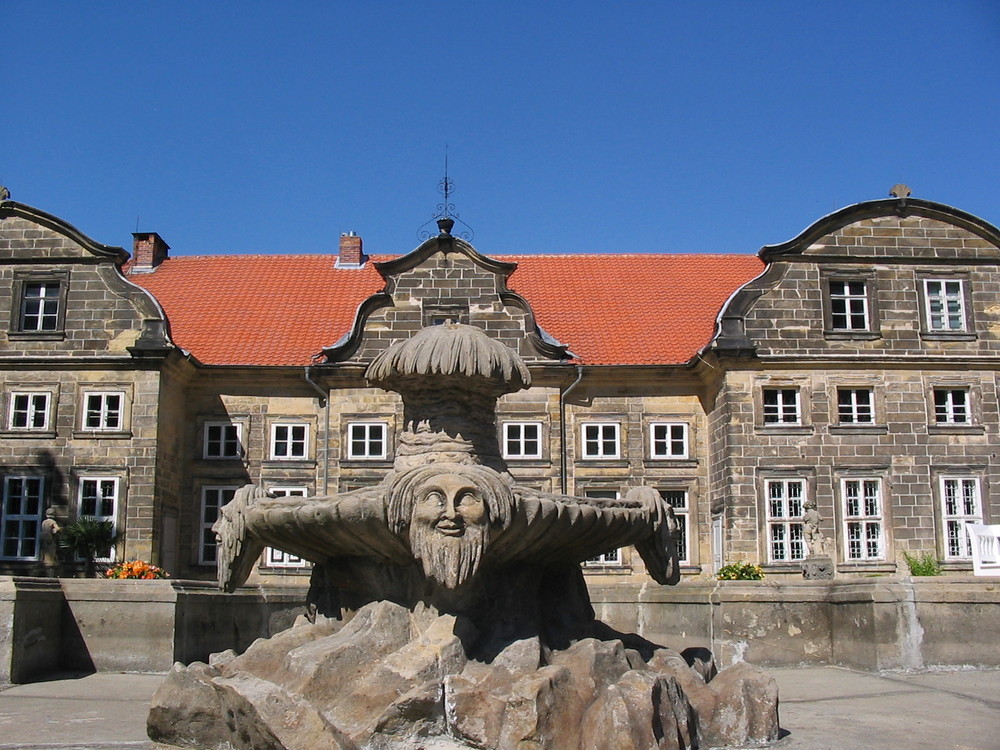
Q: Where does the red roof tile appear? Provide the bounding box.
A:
[128,253,763,367]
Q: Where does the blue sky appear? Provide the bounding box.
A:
[3,2,999,257]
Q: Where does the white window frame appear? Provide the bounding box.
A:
[933,388,970,425]
[842,478,885,562]
[923,279,967,332]
[940,476,983,560]
[837,388,874,424]
[264,487,310,568]
[765,479,806,563]
[77,476,119,562]
[20,281,62,332]
[8,391,51,431]
[203,422,243,459]
[829,279,870,331]
[762,388,800,425]
[270,423,309,460]
[346,421,388,460]
[199,486,238,565]
[583,490,622,566]
[581,422,621,460]
[649,422,688,459]
[82,391,125,432]
[502,421,543,460]
[1,476,45,560]
[660,489,689,564]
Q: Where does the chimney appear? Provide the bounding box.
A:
[336,231,366,268]
[131,232,170,273]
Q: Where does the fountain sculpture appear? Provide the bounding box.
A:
[148,323,779,750]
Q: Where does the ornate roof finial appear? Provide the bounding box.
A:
[419,147,474,241]
[889,183,912,199]
[0,185,10,202]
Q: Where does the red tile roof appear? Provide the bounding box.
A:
[128,253,763,367]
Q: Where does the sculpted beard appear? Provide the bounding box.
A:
[409,521,488,589]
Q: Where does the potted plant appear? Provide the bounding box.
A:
[59,517,118,578]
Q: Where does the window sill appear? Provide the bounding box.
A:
[6,331,66,341]
[340,458,393,468]
[920,332,977,342]
[262,459,316,469]
[928,424,985,435]
[837,562,897,574]
[0,430,57,439]
[502,457,548,465]
[72,430,133,440]
[643,458,698,468]
[756,425,814,436]
[824,331,881,341]
[582,565,633,575]
[829,424,888,435]
[578,458,626,464]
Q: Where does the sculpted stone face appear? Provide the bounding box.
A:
[411,474,487,538]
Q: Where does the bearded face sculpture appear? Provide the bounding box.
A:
[386,463,514,589]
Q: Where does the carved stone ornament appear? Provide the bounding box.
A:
[149,323,780,749]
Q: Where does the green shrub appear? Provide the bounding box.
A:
[716,561,765,580]
[60,517,118,577]
[902,551,941,577]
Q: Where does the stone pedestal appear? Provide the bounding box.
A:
[802,556,835,580]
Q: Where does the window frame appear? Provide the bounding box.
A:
[764,478,807,564]
[939,476,983,560]
[582,489,623,566]
[199,485,238,565]
[826,277,872,333]
[80,391,126,432]
[922,277,969,333]
[502,421,544,460]
[7,390,53,432]
[932,388,970,425]
[580,422,621,460]
[76,476,119,562]
[9,271,69,338]
[762,388,801,426]
[345,421,389,461]
[203,421,244,460]
[649,422,689,460]
[837,388,875,425]
[270,422,310,461]
[264,487,310,568]
[841,477,885,562]
[1,475,45,561]
[660,488,690,564]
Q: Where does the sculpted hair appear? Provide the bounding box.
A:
[386,463,515,537]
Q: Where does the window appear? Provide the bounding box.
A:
[924,279,967,332]
[762,389,800,425]
[78,477,118,561]
[8,392,51,431]
[837,389,874,424]
[82,392,124,431]
[503,421,542,459]
[933,389,969,424]
[271,423,309,460]
[583,490,621,565]
[940,477,983,559]
[1,476,44,560]
[829,280,869,331]
[19,281,62,332]
[200,486,237,565]
[581,423,620,459]
[661,489,689,563]
[265,487,310,568]
[204,422,242,459]
[346,422,388,460]
[765,479,806,563]
[842,478,884,562]
[650,423,688,459]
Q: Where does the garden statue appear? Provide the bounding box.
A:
[149,323,780,750]
[39,508,61,576]
[802,499,835,580]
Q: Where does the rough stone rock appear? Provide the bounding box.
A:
[147,661,229,748]
[701,661,780,747]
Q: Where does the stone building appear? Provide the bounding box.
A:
[1,191,997,583]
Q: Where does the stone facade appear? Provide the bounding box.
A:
[1,194,999,585]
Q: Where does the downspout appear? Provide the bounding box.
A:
[304,366,330,495]
[559,365,584,495]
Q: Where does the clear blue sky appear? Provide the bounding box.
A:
[4,2,1000,257]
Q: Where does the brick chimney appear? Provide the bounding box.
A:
[336,231,366,268]
[131,232,170,273]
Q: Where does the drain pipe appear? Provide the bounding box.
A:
[559,365,584,495]
[304,366,330,494]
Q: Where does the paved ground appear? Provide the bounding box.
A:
[0,666,998,749]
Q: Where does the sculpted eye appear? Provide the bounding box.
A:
[457,491,479,506]
[424,491,444,507]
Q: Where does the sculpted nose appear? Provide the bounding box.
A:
[442,495,459,519]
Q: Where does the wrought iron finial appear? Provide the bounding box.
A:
[418,147,474,241]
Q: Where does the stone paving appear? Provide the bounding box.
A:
[0,666,998,749]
